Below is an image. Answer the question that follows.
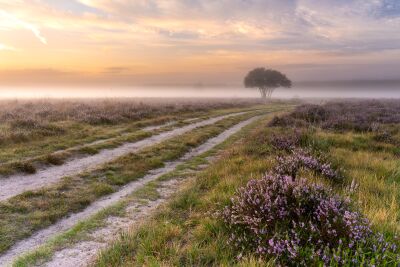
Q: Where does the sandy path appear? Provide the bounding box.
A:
[0,119,179,167]
[46,179,184,267]
[59,120,178,148]
[0,112,246,202]
[0,115,260,266]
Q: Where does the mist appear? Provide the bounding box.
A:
[0,85,399,99]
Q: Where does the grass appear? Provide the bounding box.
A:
[94,115,276,266]
[13,202,127,267]
[11,109,283,267]
[93,108,400,266]
[0,103,271,177]
[0,106,286,255]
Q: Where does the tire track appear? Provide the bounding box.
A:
[1,115,261,266]
[0,112,246,202]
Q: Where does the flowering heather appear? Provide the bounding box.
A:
[0,98,260,145]
[0,98,260,125]
[274,148,340,181]
[220,174,399,266]
[269,100,400,132]
[269,130,303,152]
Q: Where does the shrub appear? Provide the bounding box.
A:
[293,104,328,123]
[269,130,302,152]
[269,100,400,133]
[220,174,399,266]
[274,149,340,181]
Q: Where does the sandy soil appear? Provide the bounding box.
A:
[0,114,259,266]
[45,179,183,267]
[0,119,178,167]
[0,112,245,202]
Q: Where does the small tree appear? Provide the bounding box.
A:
[244,68,292,101]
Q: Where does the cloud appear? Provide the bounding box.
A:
[0,42,15,51]
[102,66,131,74]
[0,9,47,44]
[0,0,400,84]
[3,0,400,53]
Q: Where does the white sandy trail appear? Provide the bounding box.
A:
[0,115,261,267]
[74,120,178,148]
[0,119,179,167]
[0,112,245,202]
[46,179,184,267]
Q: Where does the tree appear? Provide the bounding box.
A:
[244,68,292,101]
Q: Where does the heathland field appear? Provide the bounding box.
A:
[0,99,399,266]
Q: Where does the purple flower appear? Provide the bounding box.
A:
[218,173,399,265]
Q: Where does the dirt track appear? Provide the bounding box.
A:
[0,114,260,266]
[0,112,246,202]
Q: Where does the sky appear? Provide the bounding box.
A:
[0,0,400,87]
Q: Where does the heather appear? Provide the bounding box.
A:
[0,98,261,146]
[91,101,400,266]
[269,100,400,132]
[268,129,304,152]
[0,99,265,176]
[0,98,261,125]
[221,174,399,266]
[268,129,341,181]
[274,148,340,181]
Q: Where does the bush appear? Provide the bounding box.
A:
[269,130,302,152]
[274,148,340,181]
[269,101,400,133]
[220,174,399,266]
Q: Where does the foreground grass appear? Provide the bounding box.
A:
[12,119,249,267]
[94,115,400,266]
[0,106,285,254]
[94,116,277,266]
[300,128,400,234]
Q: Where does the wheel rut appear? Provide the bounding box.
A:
[0,112,246,202]
[0,114,261,266]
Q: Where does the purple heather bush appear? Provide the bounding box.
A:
[268,130,304,152]
[269,100,400,132]
[274,148,340,181]
[220,174,399,266]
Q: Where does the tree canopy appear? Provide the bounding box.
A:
[244,68,292,100]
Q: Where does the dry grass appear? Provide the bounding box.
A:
[0,98,262,125]
[0,98,267,176]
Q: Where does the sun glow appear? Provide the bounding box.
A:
[0,0,399,88]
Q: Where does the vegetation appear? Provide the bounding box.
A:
[94,100,400,266]
[0,107,283,254]
[244,68,292,101]
[221,174,397,266]
[269,100,400,133]
[0,98,266,176]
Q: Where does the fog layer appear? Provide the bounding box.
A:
[0,86,398,99]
